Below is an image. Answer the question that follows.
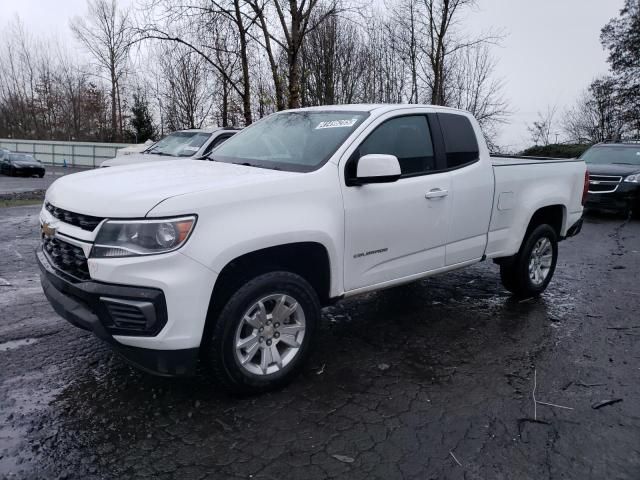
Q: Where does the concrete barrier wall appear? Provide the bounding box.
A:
[0,139,133,168]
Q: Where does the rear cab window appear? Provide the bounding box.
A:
[437,113,480,168]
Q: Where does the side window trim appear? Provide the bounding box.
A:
[426,113,447,172]
[203,133,233,155]
[345,113,446,186]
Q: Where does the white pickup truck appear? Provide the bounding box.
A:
[37,104,587,393]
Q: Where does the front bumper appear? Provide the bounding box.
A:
[14,166,45,176]
[585,183,640,212]
[37,248,199,376]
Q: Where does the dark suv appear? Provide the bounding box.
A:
[582,142,640,217]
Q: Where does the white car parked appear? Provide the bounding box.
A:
[38,104,587,393]
[100,127,240,167]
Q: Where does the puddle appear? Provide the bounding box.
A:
[0,337,39,352]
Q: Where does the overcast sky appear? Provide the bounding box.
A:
[2,0,625,150]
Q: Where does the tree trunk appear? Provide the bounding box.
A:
[251,4,285,111]
[287,0,302,109]
[110,67,117,140]
[221,78,229,127]
[116,78,123,141]
[234,0,253,125]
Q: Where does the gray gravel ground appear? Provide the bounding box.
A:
[0,204,639,479]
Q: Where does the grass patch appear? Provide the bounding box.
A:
[0,198,43,208]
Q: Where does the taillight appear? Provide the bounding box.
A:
[582,170,589,206]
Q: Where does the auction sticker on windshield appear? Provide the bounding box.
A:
[316,118,359,129]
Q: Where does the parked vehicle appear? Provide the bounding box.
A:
[37,105,586,393]
[115,140,155,156]
[582,141,640,217]
[1,153,46,177]
[100,127,240,167]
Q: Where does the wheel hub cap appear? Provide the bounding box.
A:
[234,294,306,376]
[528,237,553,286]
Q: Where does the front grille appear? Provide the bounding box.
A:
[104,302,148,331]
[588,174,622,194]
[45,202,103,231]
[42,236,90,280]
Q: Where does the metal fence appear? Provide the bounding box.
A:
[0,139,133,168]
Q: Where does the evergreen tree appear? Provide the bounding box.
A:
[601,0,640,137]
[128,92,156,143]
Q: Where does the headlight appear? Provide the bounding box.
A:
[624,174,640,183]
[91,216,196,258]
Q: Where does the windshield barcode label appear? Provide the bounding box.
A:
[315,119,358,129]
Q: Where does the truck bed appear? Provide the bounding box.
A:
[485,155,586,259]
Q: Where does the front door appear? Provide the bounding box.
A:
[341,114,451,291]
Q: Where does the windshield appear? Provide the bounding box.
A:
[212,111,369,172]
[581,145,640,166]
[146,131,212,157]
[9,154,37,163]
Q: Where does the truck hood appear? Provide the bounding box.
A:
[586,163,640,177]
[46,160,295,217]
[100,153,189,167]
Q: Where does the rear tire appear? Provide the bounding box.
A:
[203,271,320,394]
[500,224,558,298]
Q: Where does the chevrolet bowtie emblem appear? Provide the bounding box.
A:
[41,222,57,238]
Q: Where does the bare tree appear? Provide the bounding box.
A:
[135,0,254,125]
[300,10,368,105]
[447,44,510,149]
[563,77,626,144]
[528,105,557,146]
[70,0,132,140]
[247,0,343,109]
[0,17,112,141]
[418,0,500,106]
[158,45,215,130]
[361,18,408,103]
[387,0,422,103]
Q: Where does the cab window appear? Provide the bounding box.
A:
[438,113,479,168]
[355,115,436,177]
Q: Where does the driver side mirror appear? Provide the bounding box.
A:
[352,154,401,185]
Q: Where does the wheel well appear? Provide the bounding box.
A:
[205,242,331,329]
[494,204,565,266]
[526,205,565,238]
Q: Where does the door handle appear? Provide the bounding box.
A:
[425,188,449,199]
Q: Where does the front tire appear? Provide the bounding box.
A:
[203,271,320,394]
[500,224,558,298]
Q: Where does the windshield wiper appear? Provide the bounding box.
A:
[148,151,172,156]
[611,162,636,165]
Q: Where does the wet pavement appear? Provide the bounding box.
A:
[1,204,639,479]
[0,167,88,195]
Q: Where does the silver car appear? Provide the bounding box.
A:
[100,127,240,167]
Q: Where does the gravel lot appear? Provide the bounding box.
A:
[0,167,88,196]
[0,205,639,479]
